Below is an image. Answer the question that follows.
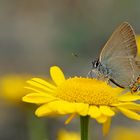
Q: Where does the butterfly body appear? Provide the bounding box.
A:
[90,59,125,88]
[90,59,111,80]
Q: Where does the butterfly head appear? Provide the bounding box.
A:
[92,59,100,69]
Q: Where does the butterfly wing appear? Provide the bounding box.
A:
[99,22,139,87]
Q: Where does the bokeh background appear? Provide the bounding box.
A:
[0,0,140,140]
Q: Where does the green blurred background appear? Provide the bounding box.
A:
[0,0,140,140]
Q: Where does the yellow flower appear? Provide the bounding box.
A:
[57,129,80,140]
[110,127,140,140]
[0,74,29,103]
[22,66,140,135]
[136,35,140,57]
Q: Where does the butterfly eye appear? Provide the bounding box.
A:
[92,60,99,68]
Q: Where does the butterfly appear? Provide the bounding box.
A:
[88,22,140,93]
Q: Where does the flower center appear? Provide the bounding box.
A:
[55,77,119,105]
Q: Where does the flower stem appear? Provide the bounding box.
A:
[80,116,89,140]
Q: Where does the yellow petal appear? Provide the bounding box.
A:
[57,102,89,116]
[50,66,65,86]
[31,78,56,89]
[113,102,140,111]
[35,101,88,117]
[57,101,76,114]
[118,107,140,120]
[103,117,111,136]
[65,113,76,124]
[25,86,44,93]
[35,103,53,117]
[88,106,101,118]
[27,80,54,93]
[118,95,140,101]
[96,115,107,123]
[22,93,57,104]
[100,106,115,116]
[74,103,89,116]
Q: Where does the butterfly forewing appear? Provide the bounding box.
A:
[100,22,137,61]
[99,22,139,87]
